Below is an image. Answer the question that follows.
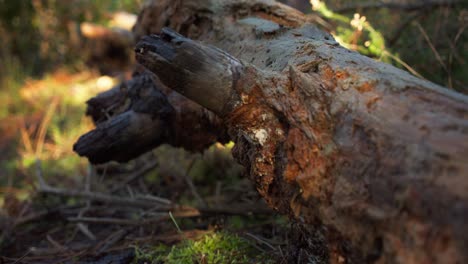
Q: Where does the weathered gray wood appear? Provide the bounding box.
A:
[74,75,175,163]
[74,74,228,163]
[135,30,243,115]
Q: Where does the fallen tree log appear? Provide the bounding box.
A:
[74,0,468,263]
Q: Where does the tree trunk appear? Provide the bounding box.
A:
[74,0,468,263]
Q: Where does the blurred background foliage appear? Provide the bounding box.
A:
[0,0,140,79]
[288,0,468,91]
[0,0,466,261]
[0,0,141,203]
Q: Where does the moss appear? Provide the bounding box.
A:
[134,232,276,264]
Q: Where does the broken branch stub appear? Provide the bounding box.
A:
[73,75,175,163]
[74,72,229,164]
[135,28,244,116]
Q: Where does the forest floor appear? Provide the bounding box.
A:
[0,70,293,264]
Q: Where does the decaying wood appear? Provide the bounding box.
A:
[74,0,468,263]
[74,73,228,163]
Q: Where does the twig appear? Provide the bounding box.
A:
[198,205,274,216]
[28,245,89,256]
[77,223,97,241]
[182,158,207,207]
[13,205,81,227]
[46,235,66,251]
[169,211,183,233]
[66,205,272,227]
[68,216,163,225]
[95,229,129,253]
[382,50,424,79]
[448,24,467,89]
[134,194,172,205]
[35,97,59,157]
[278,246,287,264]
[110,160,158,193]
[36,183,172,209]
[12,249,32,264]
[245,232,278,251]
[126,185,135,199]
[19,117,34,154]
[334,0,464,12]
[77,164,96,241]
[34,164,171,209]
[67,211,200,226]
[35,160,47,189]
[34,162,274,227]
[415,22,448,73]
[36,182,272,215]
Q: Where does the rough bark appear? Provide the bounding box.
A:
[75,0,468,263]
[74,72,228,163]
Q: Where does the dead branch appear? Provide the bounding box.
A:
[35,165,172,209]
[37,184,173,210]
[74,73,229,163]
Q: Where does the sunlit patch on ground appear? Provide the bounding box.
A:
[0,70,118,200]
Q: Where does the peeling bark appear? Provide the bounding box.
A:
[75,0,468,263]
